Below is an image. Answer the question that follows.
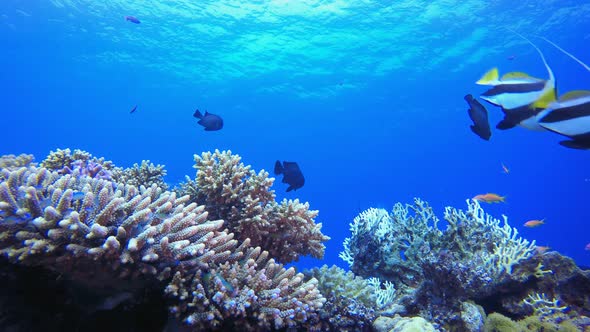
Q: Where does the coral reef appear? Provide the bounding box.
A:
[305,265,377,331]
[0,154,35,169]
[373,315,436,332]
[341,198,590,331]
[111,160,168,191]
[483,312,581,332]
[40,148,116,180]
[3,149,590,331]
[341,198,538,329]
[477,251,590,327]
[175,150,330,263]
[166,243,325,330]
[0,165,230,287]
[0,162,326,330]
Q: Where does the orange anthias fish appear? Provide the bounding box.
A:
[473,193,506,203]
[535,246,551,254]
[524,219,545,228]
[501,163,510,174]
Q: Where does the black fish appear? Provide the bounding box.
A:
[130,105,138,114]
[464,94,491,141]
[193,109,223,131]
[274,161,304,192]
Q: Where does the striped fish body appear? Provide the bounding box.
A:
[538,92,590,149]
[480,80,547,110]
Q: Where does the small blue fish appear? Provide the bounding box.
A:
[193,109,223,131]
[125,16,141,24]
[130,105,138,114]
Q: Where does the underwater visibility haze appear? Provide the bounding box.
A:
[1,0,590,331]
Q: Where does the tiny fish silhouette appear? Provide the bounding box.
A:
[193,109,223,131]
[125,16,141,24]
[130,105,138,114]
[535,246,550,254]
[501,163,510,174]
[274,160,304,192]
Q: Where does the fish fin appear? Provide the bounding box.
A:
[205,111,210,116]
[286,185,294,192]
[501,71,535,80]
[539,36,590,74]
[508,29,555,87]
[204,127,216,131]
[559,139,590,150]
[469,125,490,140]
[274,160,283,175]
[476,68,500,85]
[559,90,590,102]
[193,109,203,119]
[531,87,557,109]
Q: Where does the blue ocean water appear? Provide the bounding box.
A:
[1,0,590,271]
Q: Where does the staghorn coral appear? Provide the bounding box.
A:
[111,160,168,190]
[0,162,326,330]
[304,265,376,331]
[522,293,568,318]
[0,154,35,169]
[341,198,536,288]
[175,150,329,263]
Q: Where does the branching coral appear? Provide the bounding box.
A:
[40,148,115,180]
[342,198,536,287]
[523,293,568,318]
[111,160,168,190]
[175,150,329,263]
[167,243,325,330]
[304,265,376,331]
[444,199,536,276]
[340,198,442,286]
[0,154,35,169]
[340,198,538,329]
[0,164,326,330]
[0,165,230,286]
